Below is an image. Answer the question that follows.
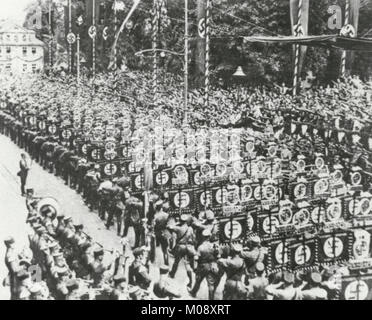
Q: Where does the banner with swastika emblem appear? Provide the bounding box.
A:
[218,214,248,243]
[318,231,350,264]
[340,273,372,300]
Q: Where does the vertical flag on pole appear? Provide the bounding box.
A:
[341,0,360,77]
[289,0,309,96]
[203,0,211,110]
[152,0,160,108]
[196,0,206,81]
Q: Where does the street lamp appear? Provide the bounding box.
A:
[233,66,246,106]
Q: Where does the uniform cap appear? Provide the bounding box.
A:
[255,262,265,273]
[56,214,65,220]
[231,243,243,253]
[310,272,322,284]
[63,216,73,222]
[202,229,212,237]
[29,283,43,294]
[56,266,69,275]
[113,274,126,284]
[283,271,295,284]
[205,210,215,221]
[52,251,64,258]
[94,248,104,256]
[4,236,15,245]
[66,279,79,290]
[180,214,189,222]
[74,224,84,230]
[250,235,261,245]
[132,247,144,258]
[17,270,30,280]
[159,265,169,274]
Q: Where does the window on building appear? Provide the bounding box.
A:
[6,47,11,54]
[23,64,27,72]
[22,47,27,56]
[32,64,37,73]
[22,35,27,42]
[14,35,18,42]
[32,47,36,54]
[6,64,11,72]
[0,35,3,41]
[6,34,10,41]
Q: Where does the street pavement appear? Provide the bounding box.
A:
[0,134,222,300]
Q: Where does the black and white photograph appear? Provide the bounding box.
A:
[1,0,372,302]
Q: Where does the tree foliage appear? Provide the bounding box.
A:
[23,0,372,86]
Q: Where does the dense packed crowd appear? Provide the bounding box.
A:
[1,72,372,300]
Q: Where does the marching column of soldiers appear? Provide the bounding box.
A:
[2,76,372,300]
[3,184,345,300]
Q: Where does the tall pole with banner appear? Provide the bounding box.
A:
[152,0,159,108]
[48,0,53,70]
[91,0,96,78]
[292,0,303,96]
[184,0,189,124]
[290,0,309,96]
[341,0,350,77]
[203,0,211,110]
[68,0,72,73]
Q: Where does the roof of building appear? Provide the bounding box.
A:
[0,23,45,47]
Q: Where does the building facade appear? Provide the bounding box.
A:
[0,25,45,75]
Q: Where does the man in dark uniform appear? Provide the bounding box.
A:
[246,262,268,300]
[110,274,128,300]
[241,235,267,280]
[153,200,171,265]
[153,265,181,300]
[218,243,247,300]
[128,247,152,290]
[167,214,195,288]
[189,229,222,300]
[19,153,30,196]
[4,237,20,300]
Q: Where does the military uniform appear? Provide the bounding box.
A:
[154,205,171,265]
[128,248,152,290]
[190,231,222,300]
[167,215,196,287]
[153,265,181,300]
[218,244,247,300]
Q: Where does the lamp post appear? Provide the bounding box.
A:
[232,65,246,105]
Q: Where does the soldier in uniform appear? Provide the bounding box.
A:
[4,236,20,300]
[65,279,81,300]
[110,274,129,300]
[246,262,268,300]
[153,265,181,300]
[89,248,116,288]
[15,269,32,300]
[189,229,222,300]
[218,243,247,300]
[123,193,144,248]
[167,214,195,288]
[128,247,152,290]
[300,272,328,300]
[153,200,171,265]
[266,271,301,300]
[193,210,219,246]
[241,235,267,281]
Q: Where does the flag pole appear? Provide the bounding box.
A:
[292,0,303,96]
[92,0,96,78]
[184,0,189,124]
[341,0,350,78]
[152,0,159,108]
[48,0,53,70]
[68,0,72,73]
[203,0,211,111]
